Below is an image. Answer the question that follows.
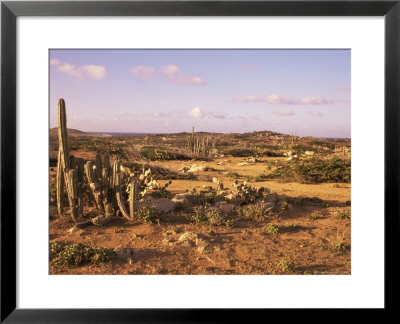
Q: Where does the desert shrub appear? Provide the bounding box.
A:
[260,150,284,157]
[173,202,192,213]
[310,210,323,220]
[287,196,323,205]
[264,223,279,234]
[127,162,196,180]
[135,206,161,223]
[266,158,351,183]
[51,243,109,268]
[309,141,336,150]
[191,205,233,227]
[333,210,350,219]
[150,187,173,200]
[231,180,267,205]
[327,232,346,252]
[345,200,351,206]
[296,158,351,183]
[139,146,190,161]
[276,259,294,272]
[69,139,127,159]
[247,173,268,182]
[222,148,256,157]
[49,181,57,202]
[186,187,225,206]
[238,201,277,220]
[225,172,241,179]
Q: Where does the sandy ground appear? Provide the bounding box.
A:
[50,156,351,275]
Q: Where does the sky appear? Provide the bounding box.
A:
[49,49,351,138]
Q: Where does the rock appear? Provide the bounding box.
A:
[136,198,174,213]
[305,151,315,156]
[221,203,236,215]
[286,155,298,161]
[237,162,248,166]
[113,246,134,263]
[187,164,207,173]
[67,225,83,235]
[178,231,198,242]
[248,158,256,163]
[178,232,200,246]
[213,201,236,215]
[162,238,174,246]
[171,192,190,203]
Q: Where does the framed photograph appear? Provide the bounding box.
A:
[1,0,399,321]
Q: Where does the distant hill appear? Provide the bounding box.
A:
[50,128,92,137]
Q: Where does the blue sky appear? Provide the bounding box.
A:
[49,49,351,138]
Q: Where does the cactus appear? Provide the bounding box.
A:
[57,99,70,170]
[65,169,79,221]
[186,126,212,157]
[56,150,65,217]
[85,161,105,213]
[56,99,72,218]
[91,202,113,226]
[95,153,103,181]
[113,160,131,220]
[103,154,111,171]
[129,178,138,219]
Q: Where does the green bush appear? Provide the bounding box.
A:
[222,148,256,157]
[239,201,277,220]
[225,172,241,179]
[186,187,225,206]
[191,205,233,227]
[51,243,109,267]
[135,206,161,223]
[267,158,351,183]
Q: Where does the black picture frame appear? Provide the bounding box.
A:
[1,0,399,322]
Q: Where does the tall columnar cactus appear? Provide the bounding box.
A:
[186,126,211,157]
[129,178,138,219]
[56,99,71,218]
[65,169,79,221]
[103,154,111,171]
[56,150,65,217]
[113,160,131,220]
[58,99,70,170]
[95,153,103,181]
[85,161,105,213]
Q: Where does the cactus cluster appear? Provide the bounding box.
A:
[186,126,214,157]
[55,98,167,224]
[231,179,265,205]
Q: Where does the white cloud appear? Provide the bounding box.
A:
[50,58,62,66]
[267,94,297,105]
[159,64,181,75]
[227,95,263,103]
[189,107,205,118]
[130,64,206,86]
[129,65,157,79]
[300,96,334,105]
[308,111,323,117]
[274,109,294,116]
[53,59,108,80]
[228,93,347,105]
[80,65,108,80]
